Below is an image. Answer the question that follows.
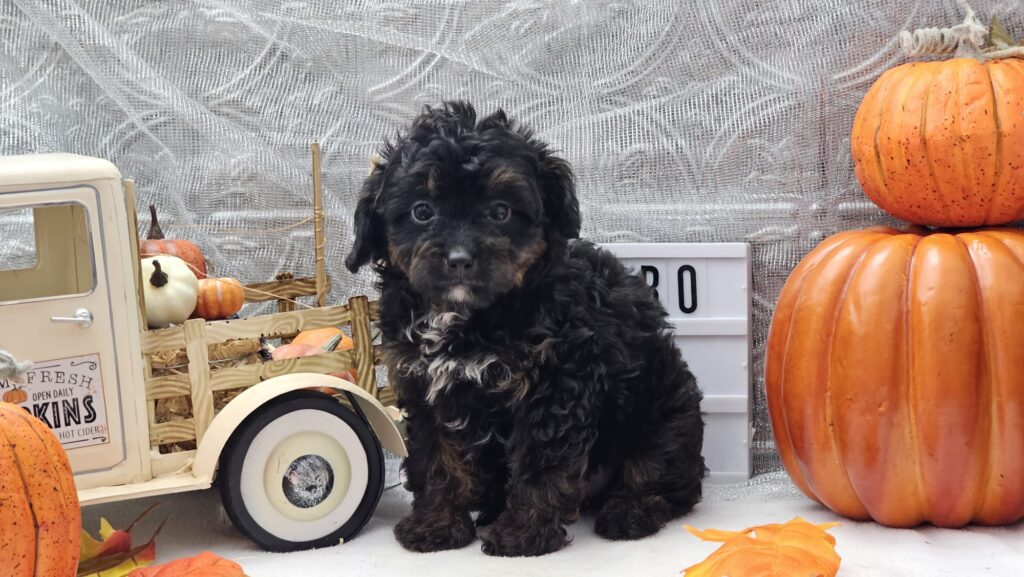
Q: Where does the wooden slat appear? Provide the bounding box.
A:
[141,325,186,353]
[123,179,148,330]
[142,305,353,353]
[184,319,215,442]
[349,296,376,396]
[150,419,197,445]
[209,349,358,391]
[243,276,320,303]
[311,143,328,308]
[150,450,196,477]
[143,354,157,448]
[146,373,191,400]
[202,305,352,344]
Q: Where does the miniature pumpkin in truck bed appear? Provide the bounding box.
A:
[266,328,358,382]
[142,255,198,329]
[140,204,207,278]
[192,277,245,320]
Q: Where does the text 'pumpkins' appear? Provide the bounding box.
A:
[852,57,1024,227]
[0,402,81,576]
[766,226,1024,528]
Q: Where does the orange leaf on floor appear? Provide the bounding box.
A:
[682,517,841,577]
[128,551,246,577]
[77,539,157,577]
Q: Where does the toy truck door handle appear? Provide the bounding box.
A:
[50,308,94,328]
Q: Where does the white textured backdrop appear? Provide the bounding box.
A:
[2,0,1019,475]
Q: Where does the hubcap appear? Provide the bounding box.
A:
[282,454,335,509]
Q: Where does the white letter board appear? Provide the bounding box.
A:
[600,242,752,483]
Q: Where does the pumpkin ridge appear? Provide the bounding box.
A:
[7,407,77,575]
[952,233,996,520]
[823,237,875,515]
[1005,61,1024,222]
[902,234,927,523]
[0,413,40,575]
[870,73,898,211]
[784,234,883,516]
[771,234,871,501]
[0,420,34,577]
[984,65,1004,225]
[973,231,1024,522]
[918,64,942,225]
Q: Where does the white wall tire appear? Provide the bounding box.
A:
[219,391,385,551]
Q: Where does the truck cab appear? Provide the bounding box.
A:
[0,154,147,490]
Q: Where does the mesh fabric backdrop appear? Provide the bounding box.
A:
[2,0,1015,477]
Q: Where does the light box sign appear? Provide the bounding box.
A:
[601,243,752,482]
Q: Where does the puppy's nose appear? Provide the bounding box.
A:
[445,246,475,272]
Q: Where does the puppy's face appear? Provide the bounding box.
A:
[346,102,580,311]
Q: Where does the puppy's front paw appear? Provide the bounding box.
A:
[394,510,475,552]
[594,495,669,540]
[478,515,568,557]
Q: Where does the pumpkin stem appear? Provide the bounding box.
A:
[147,204,166,240]
[899,0,986,61]
[149,259,169,288]
[899,0,1024,61]
[321,333,344,352]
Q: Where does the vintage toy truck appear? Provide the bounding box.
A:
[0,152,407,552]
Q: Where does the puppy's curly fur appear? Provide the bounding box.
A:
[347,101,706,557]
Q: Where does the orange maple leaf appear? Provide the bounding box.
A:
[682,517,841,577]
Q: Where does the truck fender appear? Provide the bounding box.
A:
[192,373,407,481]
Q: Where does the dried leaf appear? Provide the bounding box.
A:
[80,504,159,563]
[990,16,1015,49]
[682,517,841,577]
[128,552,247,577]
[77,538,157,577]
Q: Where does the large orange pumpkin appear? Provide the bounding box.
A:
[851,58,1024,227]
[0,402,81,575]
[766,226,1024,527]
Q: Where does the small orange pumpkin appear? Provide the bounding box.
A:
[2,386,28,404]
[767,226,1024,527]
[274,329,358,382]
[192,278,245,320]
[140,205,207,278]
[0,402,80,576]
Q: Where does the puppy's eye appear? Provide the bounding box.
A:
[411,202,435,223]
[488,202,511,223]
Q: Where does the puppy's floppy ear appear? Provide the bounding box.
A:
[538,151,581,240]
[345,163,388,273]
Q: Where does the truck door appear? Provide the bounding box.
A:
[0,187,128,474]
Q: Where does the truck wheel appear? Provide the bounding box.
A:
[219,392,384,551]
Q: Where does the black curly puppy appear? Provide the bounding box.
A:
[346,101,706,557]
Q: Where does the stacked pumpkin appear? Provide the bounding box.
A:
[140,205,244,327]
[766,10,1024,528]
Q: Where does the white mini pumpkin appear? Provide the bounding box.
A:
[142,255,198,328]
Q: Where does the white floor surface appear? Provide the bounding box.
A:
[82,472,1024,577]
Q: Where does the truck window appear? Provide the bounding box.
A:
[0,202,95,303]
